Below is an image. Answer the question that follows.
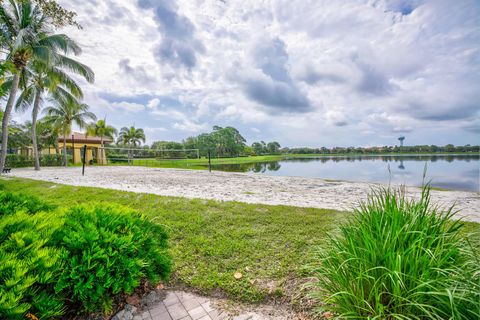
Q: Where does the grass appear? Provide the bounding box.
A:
[131,155,289,169]
[0,177,345,303]
[1,178,478,311]
[312,186,480,319]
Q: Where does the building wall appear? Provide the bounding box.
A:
[45,142,107,164]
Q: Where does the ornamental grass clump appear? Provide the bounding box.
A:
[312,186,480,319]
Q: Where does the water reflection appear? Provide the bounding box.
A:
[209,154,479,191]
[211,161,282,173]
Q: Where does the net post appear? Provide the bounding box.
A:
[208,150,212,172]
[82,145,87,176]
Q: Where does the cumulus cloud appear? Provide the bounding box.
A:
[235,36,311,113]
[118,59,154,83]
[147,98,160,109]
[111,101,146,112]
[41,0,480,146]
[137,0,204,70]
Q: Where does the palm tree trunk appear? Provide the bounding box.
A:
[63,130,67,167]
[0,73,20,172]
[31,91,41,170]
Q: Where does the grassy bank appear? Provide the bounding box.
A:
[1,178,478,307]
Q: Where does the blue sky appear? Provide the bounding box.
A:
[18,0,479,147]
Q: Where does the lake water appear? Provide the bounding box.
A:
[210,154,480,192]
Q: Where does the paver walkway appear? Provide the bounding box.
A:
[139,291,227,320]
[116,290,296,320]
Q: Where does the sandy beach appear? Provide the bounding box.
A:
[7,166,480,222]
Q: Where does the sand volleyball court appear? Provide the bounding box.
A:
[7,166,480,222]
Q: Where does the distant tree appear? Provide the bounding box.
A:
[117,126,146,148]
[266,141,281,154]
[252,142,264,155]
[87,118,117,164]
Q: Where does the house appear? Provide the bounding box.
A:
[43,132,113,164]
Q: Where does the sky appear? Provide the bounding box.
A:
[18,0,480,147]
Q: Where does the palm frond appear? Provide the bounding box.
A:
[54,54,94,83]
[15,84,35,113]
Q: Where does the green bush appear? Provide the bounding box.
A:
[5,154,33,168]
[311,186,480,319]
[0,191,172,318]
[40,154,63,166]
[106,153,128,163]
[5,154,63,168]
[0,191,54,216]
[52,205,171,313]
[0,211,64,319]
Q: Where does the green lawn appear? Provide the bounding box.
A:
[131,154,289,169]
[1,178,478,307]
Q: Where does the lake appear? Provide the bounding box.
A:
[210,154,480,192]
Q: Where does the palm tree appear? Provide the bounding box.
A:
[86,118,117,164]
[16,47,94,170]
[117,126,146,165]
[0,0,77,172]
[43,96,96,166]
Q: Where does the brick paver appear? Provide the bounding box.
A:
[141,291,228,320]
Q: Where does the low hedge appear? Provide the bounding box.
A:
[0,191,172,319]
[5,154,64,168]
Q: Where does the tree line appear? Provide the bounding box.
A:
[282,145,479,155]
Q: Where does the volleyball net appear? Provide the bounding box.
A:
[95,146,200,166]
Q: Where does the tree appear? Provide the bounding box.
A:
[266,141,281,154]
[35,117,61,153]
[252,141,267,155]
[86,118,117,164]
[0,0,80,172]
[210,126,246,157]
[42,96,96,166]
[117,126,146,164]
[15,37,94,170]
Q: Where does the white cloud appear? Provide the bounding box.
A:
[147,98,160,109]
[111,101,145,112]
[46,0,480,147]
[172,119,209,132]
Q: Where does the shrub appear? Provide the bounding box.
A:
[0,191,54,216]
[40,154,63,166]
[0,211,64,319]
[311,186,480,319]
[106,153,128,163]
[5,154,33,168]
[52,205,171,313]
[5,154,63,168]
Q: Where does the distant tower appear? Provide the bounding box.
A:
[398,136,405,147]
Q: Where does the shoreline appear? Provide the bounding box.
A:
[6,166,480,222]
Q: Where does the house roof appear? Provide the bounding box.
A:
[58,132,113,144]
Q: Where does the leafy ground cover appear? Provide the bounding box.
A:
[0,187,171,319]
[1,177,478,311]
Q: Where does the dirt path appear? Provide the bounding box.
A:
[8,166,480,222]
